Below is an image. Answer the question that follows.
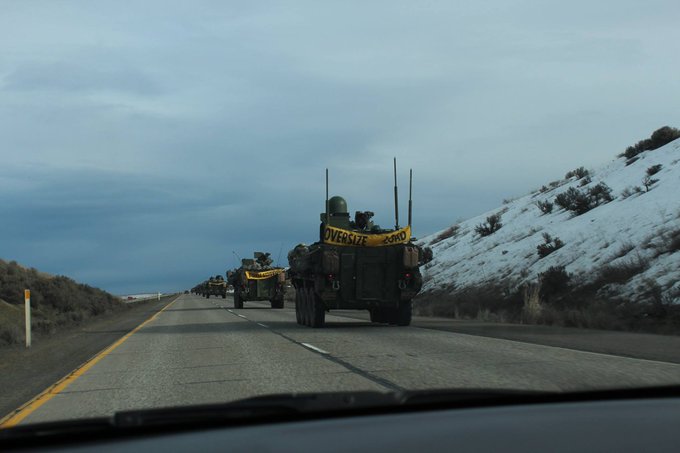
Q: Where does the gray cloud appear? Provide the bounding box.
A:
[1,0,679,293]
[4,60,163,96]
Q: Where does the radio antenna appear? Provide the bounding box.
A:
[408,168,413,228]
[393,157,400,230]
[275,242,283,267]
[231,250,241,266]
[325,168,329,224]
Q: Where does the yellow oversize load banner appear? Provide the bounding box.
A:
[245,269,286,280]
[323,225,411,247]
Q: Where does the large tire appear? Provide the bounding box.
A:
[370,309,386,324]
[301,288,310,326]
[308,288,325,328]
[234,291,244,309]
[395,300,412,326]
[205,294,210,299]
[295,290,302,324]
[222,294,226,299]
[270,297,284,309]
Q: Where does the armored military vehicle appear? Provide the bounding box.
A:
[288,160,432,328]
[205,275,228,299]
[192,281,207,296]
[227,252,286,309]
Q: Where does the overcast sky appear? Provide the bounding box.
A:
[1,1,679,294]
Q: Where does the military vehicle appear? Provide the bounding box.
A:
[227,252,286,309]
[287,160,432,328]
[205,275,228,299]
[191,281,207,296]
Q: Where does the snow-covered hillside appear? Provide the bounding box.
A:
[420,138,680,304]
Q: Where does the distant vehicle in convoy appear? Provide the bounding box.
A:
[227,252,286,309]
[205,275,228,299]
[191,281,208,296]
[287,161,432,328]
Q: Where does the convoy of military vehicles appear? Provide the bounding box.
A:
[190,276,224,298]
[188,160,432,328]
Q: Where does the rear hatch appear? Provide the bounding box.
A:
[248,278,275,299]
[340,246,399,304]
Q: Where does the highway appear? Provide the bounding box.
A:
[13,294,680,425]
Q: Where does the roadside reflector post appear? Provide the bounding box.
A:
[24,289,31,348]
[157,292,161,301]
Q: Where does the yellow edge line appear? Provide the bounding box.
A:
[0,296,180,429]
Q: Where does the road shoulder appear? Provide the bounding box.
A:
[0,295,178,421]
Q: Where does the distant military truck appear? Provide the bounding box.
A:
[227,252,286,309]
[205,275,228,299]
[192,281,208,296]
[287,162,432,328]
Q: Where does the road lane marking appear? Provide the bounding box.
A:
[236,314,247,319]
[0,296,180,429]
[301,343,330,355]
[220,305,404,391]
[257,323,269,328]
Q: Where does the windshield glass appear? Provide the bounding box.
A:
[1,0,680,428]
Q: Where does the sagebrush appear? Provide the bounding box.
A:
[474,214,503,237]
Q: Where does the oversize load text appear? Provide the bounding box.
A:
[323,225,411,247]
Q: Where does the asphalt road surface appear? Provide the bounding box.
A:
[0,296,177,422]
[13,294,680,425]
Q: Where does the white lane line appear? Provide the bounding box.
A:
[257,323,269,328]
[301,343,330,355]
[227,309,233,313]
[236,314,247,319]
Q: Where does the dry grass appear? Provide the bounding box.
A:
[431,225,460,245]
[415,271,680,334]
[665,229,680,254]
[0,259,126,346]
[414,282,523,323]
[521,284,542,323]
[0,300,24,346]
[596,256,648,285]
[612,242,635,259]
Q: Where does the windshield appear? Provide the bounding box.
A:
[1,0,680,429]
